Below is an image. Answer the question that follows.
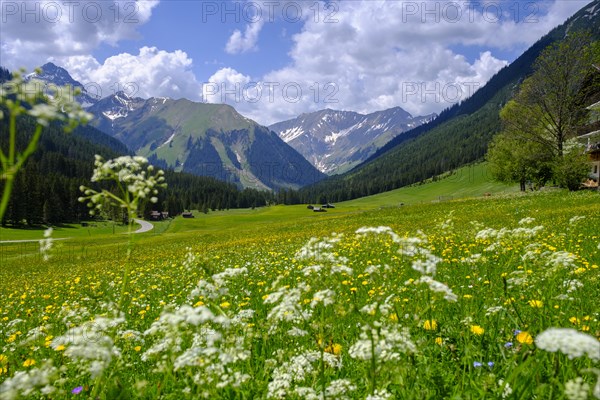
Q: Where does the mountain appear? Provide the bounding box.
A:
[297,0,600,202]
[270,107,435,174]
[26,62,99,107]
[87,93,324,190]
[26,62,324,190]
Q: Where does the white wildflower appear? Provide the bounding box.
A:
[569,216,585,225]
[535,328,600,361]
[296,234,345,263]
[294,387,319,400]
[365,264,381,275]
[412,276,458,302]
[310,289,336,308]
[52,315,125,379]
[583,368,600,399]
[38,227,53,261]
[564,279,584,293]
[287,327,308,337]
[366,388,393,400]
[547,251,578,269]
[325,379,356,399]
[463,253,484,264]
[519,217,536,225]
[302,264,323,276]
[564,377,590,400]
[349,324,416,362]
[212,267,248,287]
[485,306,505,316]
[331,265,354,275]
[267,351,342,399]
[79,155,166,216]
[182,247,197,271]
[498,379,513,399]
[265,285,313,330]
[0,361,58,400]
[360,302,378,315]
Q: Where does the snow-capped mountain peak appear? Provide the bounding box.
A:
[270,107,437,174]
[25,62,99,106]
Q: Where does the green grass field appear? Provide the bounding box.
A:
[0,163,514,242]
[1,166,599,399]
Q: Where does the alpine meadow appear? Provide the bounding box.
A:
[1,1,600,400]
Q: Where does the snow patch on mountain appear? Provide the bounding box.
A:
[279,126,305,143]
[159,132,176,148]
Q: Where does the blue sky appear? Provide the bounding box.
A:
[0,0,595,124]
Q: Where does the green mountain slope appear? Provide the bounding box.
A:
[299,0,600,202]
[88,95,324,190]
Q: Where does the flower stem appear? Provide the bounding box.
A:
[117,209,134,311]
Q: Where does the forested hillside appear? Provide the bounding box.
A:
[297,2,600,203]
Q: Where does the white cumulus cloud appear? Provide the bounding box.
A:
[60,47,203,101]
[0,0,160,70]
[225,20,265,54]
[205,0,590,125]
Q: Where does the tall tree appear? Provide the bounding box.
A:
[505,32,596,157]
[489,32,599,189]
[487,131,553,191]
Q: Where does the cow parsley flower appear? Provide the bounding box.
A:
[79,155,166,217]
[0,360,58,400]
[411,276,458,302]
[38,228,53,261]
[564,377,590,400]
[366,389,393,400]
[498,379,513,399]
[569,216,585,225]
[348,324,416,362]
[519,217,536,225]
[535,328,600,361]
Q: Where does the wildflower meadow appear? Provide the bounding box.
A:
[1,184,599,399]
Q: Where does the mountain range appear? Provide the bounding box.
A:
[28,63,325,190]
[18,0,600,200]
[269,108,435,174]
[28,62,435,186]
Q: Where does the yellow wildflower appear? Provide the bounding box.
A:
[220,301,231,309]
[470,325,485,335]
[23,359,36,367]
[528,300,543,308]
[423,320,438,331]
[324,343,342,356]
[516,331,533,345]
